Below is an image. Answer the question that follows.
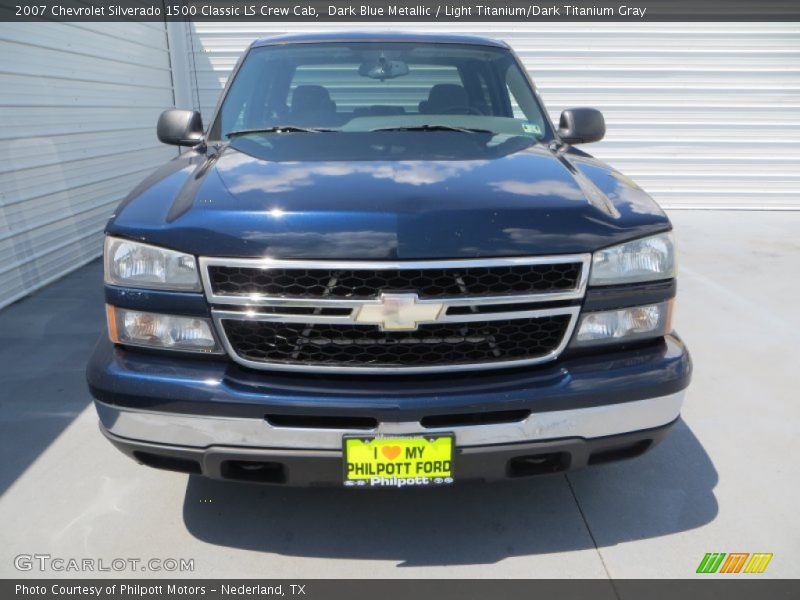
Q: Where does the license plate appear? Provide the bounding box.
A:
[343,434,454,488]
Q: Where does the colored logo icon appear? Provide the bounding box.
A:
[696,552,773,574]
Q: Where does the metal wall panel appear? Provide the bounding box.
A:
[180,22,800,210]
[0,22,176,308]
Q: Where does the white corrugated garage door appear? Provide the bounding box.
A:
[177,22,800,210]
[0,22,177,308]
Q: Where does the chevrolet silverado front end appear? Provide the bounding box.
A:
[86,32,691,487]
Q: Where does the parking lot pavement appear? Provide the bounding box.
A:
[0,210,798,579]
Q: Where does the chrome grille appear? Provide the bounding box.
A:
[207,262,583,299]
[221,316,572,368]
[201,255,589,374]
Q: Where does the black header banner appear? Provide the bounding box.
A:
[2,0,800,22]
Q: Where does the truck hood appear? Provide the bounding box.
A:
[110,133,669,259]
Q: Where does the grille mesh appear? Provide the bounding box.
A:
[221,316,571,368]
[208,263,582,299]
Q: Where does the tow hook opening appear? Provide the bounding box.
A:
[508,452,571,477]
[220,460,287,483]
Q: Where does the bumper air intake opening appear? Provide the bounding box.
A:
[133,451,201,475]
[508,452,570,477]
[266,414,378,430]
[588,439,652,465]
[421,409,531,428]
[220,460,287,483]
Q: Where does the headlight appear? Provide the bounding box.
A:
[572,301,672,347]
[590,232,675,286]
[104,237,201,291]
[107,306,222,353]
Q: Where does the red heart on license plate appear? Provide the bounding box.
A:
[381,446,401,460]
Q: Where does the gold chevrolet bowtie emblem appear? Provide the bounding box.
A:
[354,293,444,331]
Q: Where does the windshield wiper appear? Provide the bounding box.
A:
[227,126,336,138]
[370,125,493,134]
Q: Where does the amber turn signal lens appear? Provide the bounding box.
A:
[105,305,222,354]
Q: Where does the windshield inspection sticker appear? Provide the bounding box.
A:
[522,122,542,136]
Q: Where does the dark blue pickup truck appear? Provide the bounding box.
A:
[87,32,691,487]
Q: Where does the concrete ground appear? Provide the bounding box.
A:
[0,211,798,579]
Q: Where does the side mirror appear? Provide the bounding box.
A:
[157,109,204,146]
[557,108,605,144]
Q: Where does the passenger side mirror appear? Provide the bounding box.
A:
[157,109,204,147]
[557,108,605,144]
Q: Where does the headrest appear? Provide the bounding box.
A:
[419,84,470,113]
[291,85,335,113]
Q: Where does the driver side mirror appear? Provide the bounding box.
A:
[557,108,605,144]
[157,109,204,147]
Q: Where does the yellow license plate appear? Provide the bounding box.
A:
[343,434,454,488]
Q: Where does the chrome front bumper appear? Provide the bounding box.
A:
[96,390,684,451]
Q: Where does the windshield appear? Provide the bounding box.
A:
[210,42,552,141]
